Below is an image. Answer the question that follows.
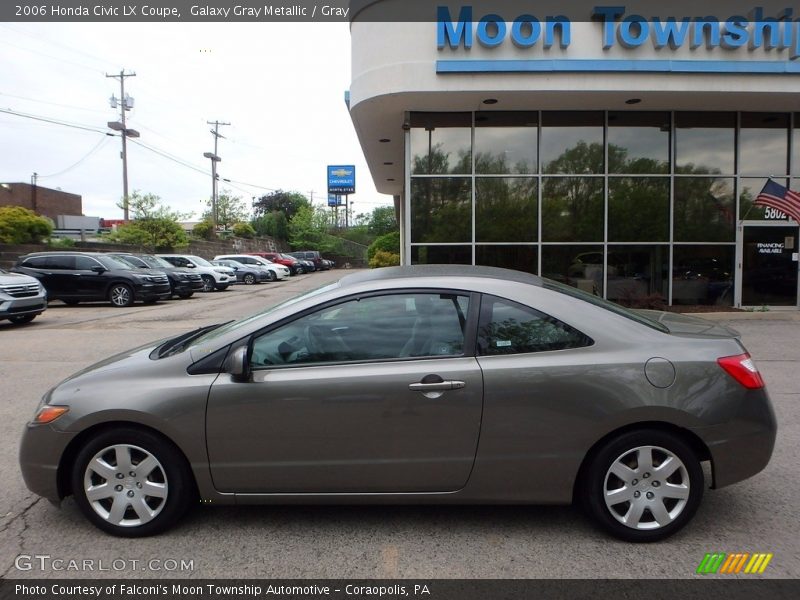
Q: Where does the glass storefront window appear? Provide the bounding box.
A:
[608,177,669,242]
[676,112,735,175]
[410,178,471,243]
[541,177,604,242]
[476,178,537,242]
[475,112,538,175]
[672,245,735,306]
[793,115,800,176]
[541,112,604,174]
[541,245,604,296]
[608,112,670,174]
[411,245,472,265]
[475,245,537,274]
[606,245,669,304]
[739,177,791,222]
[739,113,789,176]
[410,113,471,175]
[674,177,735,241]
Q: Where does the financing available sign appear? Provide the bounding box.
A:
[328,165,356,195]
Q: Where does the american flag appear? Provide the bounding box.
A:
[754,179,800,224]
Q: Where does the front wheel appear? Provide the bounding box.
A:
[265,270,276,282]
[581,430,703,542]
[215,284,229,291]
[242,273,256,285]
[8,314,36,324]
[200,275,215,292]
[177,292,193,299]
[109,283,134,307]
[70,427,194,537]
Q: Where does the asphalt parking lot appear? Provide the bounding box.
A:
[1,274,798,580]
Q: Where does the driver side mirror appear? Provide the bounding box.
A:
[185,262,196,268]
[90,265,106,273]
[226,346,250,382]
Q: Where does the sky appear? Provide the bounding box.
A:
[0,22,392,221]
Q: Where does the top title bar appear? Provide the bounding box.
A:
[3,1,800,22]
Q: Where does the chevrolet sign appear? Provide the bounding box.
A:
[328,165,356,195]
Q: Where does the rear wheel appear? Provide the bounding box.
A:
[581,430,703,542]
[200,275,215,292]
[8,314,36,324]
[109,283,134,307]
[71,427,194,537]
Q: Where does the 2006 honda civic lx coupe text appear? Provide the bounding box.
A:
[19,266,776,541]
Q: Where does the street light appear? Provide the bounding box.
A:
[203,152,222,229]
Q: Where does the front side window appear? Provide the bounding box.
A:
[477,295,592,356]
[250,292,470,368]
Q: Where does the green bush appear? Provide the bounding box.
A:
[192,219,217,240]
[368,250,401,269]
[107,218,189,251]
[367,231,400,261]
[232,222,256,239]
[0,206,53,244]
[47,237,76,248]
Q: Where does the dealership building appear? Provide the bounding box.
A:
[347,1,800,307]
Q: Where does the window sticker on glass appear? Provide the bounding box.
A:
[496,340,512,347]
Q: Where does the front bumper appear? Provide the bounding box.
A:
[0,294,47,320]
[134,281,172,301]
[19,422,77,503]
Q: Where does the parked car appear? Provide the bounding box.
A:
[13,252,171,307]
[19,265,776,540]
[108,253,204,299]
[247,252,304,275]
[211,260,269,285]
[289,250,330,271]
[213,254,290,281]
[157,255,233,292]
[0,267,47,324]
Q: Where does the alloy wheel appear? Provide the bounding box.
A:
[109,284,133,307]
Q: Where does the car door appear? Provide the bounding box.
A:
[39,255,76,298]
[73,256,109,299]
[206,290,483,494]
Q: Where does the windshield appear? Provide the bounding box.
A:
[187,282,340,348]
[112,255,145,268]
[543,279,669,333]
[97,255,137,270]
[139,255,173,269]
[188,256,213,267]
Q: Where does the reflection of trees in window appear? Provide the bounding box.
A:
[544,140,604,175]
[479,317,589,355]
[674,177,735,242]
[410,177,471,243]
[542,176,604,242]
[411,142,471,175]
[476,178,536,242]
[609,178,669,242]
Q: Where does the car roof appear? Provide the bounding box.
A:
[21,251,106,257]
[338,265,543,288]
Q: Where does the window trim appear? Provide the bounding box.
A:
[246,288,481,371]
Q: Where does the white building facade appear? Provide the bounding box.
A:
[349,1,800,307]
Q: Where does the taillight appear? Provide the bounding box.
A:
[717,353,765,389]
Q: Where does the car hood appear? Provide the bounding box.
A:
[0,271,39,285]
[635,310,741,339]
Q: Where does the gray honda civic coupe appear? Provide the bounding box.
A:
[19,265,776,541]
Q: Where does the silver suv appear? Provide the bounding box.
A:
[0,267,47,325]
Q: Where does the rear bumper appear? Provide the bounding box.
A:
[691,388,777,489]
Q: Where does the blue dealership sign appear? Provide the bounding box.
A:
[328,165,356,195]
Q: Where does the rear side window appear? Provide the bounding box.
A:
[478,295,592,356]
[22,256,49,268]
[45,255,75,270]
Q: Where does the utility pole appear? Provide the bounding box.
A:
[205,120,229,229]
[106,70,138,221]
[30,172,38,213]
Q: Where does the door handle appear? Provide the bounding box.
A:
[409,380,465,392]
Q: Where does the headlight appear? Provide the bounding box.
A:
[132,274,154,282]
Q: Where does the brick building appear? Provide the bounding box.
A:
[0,183,82,221]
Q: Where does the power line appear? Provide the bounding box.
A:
[0,92,107,114]
[39,136,110,178]
[0,107,112,135]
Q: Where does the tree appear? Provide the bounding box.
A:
[232,222,256,239]
[252,211,288,241]
[367,231,400,261]
[252,190,309,220]
[108,191,189,250]
[0,206,52,244]
[367,206,398,236]
[192,219,217,240]
[202,191,249,231]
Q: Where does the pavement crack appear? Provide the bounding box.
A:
[0,496,44,579]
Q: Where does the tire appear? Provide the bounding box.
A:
[177,292,193,299]
[266,270,276,282]
[215,284,229,292]
[200,275,215,293]
[108,283,134,307]
[8,314,36,324]
[295,266,305,275]
[242,273,256,285]
[62,299,80,306]
[581,429,703,542]
[70,427,194,537]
